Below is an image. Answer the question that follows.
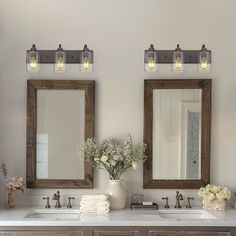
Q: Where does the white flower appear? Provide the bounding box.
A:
[80,135,147,180]
[94,157,100,162]
[101,155,108,163]
[198,184,231,201]
[132,161,139,169]
[208,193,215,201]
[113,155,120,161]
[109,160,116,166]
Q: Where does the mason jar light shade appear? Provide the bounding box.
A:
[199,44,210,73]
[26,44,40,73]
[144,44,158,73]
[54,44,66,73]
[172,44,184,72]
[80,44,93,73]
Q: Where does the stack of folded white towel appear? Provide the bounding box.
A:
[79,194,110,214]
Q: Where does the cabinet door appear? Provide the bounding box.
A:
[11,231,83,236]
[0,233,12,236]
[93,230,139,236]
[149,231,230,236]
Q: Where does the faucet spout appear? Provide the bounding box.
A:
[52,191,61,208]
[175,191,183,208]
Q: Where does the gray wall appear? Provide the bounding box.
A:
[0,0,236,207]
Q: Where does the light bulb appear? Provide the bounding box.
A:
[82,59,90,70]
[148,59,156,69]
[175,58,183,69]
[56,57,64,69]
[200,60,208,69]
[30,59,37,69]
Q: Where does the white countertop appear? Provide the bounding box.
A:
[1,207,236,227]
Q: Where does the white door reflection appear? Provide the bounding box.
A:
[153,89,201,180]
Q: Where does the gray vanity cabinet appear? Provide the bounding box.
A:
[10,232,83,236]
[0,229,232,236]
[148,231,230,236]
[93,230,139,236]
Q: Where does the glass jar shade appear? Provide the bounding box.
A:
[172,51,184,72]
[199,50,210,73]
[80,49,93,73]
[54,51,66,73]
[27,50,40,73]
[145,51,157,73]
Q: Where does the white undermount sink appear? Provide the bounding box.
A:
[157,209,217,221]
[24,209,80,220]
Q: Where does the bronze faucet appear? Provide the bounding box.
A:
[186,197,194,208]
[67,196,75,208]
[42,197,51,208]
[174,191,183,208]
[52,191,61,208]
[162,197,170,208]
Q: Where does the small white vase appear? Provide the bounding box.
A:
[202,197,226,211]
[105,180,127,210]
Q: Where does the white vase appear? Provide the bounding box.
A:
[202,197,226,211]
[105,180,127,210]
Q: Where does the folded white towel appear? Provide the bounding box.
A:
[79,205,110,214]
[81,194,109,201]
[80,200,110,207]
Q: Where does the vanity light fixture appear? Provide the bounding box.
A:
[26,44,94,73]
[172,44,184,72]
[198,44,210,73]
[54,44,66,73]
[80,44,94,73]
[26,44,40,73]
[144,44,211,73]
[144,44,158,73]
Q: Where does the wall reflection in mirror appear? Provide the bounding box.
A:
[153,89,201,180]
[36,90,85,179]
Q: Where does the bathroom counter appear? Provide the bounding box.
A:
[0,207,236,227]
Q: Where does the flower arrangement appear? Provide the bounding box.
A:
[1,162,24,208]
[198,184,231,201]
[80,134,147,180]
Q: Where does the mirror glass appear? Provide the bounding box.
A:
[36,90,85,179]
[143,79,211,189]
[152,89,201,180]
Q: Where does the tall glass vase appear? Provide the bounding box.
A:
[4,188,16,209]
[105,180,127,210]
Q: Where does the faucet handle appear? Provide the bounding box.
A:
[42,197,51,208]
[67,197,75,208]
[162,197,170,208]
[186,197,194,208]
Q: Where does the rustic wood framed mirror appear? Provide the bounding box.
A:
[143,79,211,189]
[27,80,95,189]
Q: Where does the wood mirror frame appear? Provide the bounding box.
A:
[143,79,212,189]
[27,80,95,189]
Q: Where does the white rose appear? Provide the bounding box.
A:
[110,160,116,166]
[132,161,139,169]
[101,155,108,162]
[113,155,120,161]
[216,192,225,201]
[208,193,215,201]
[94,157,100,162]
